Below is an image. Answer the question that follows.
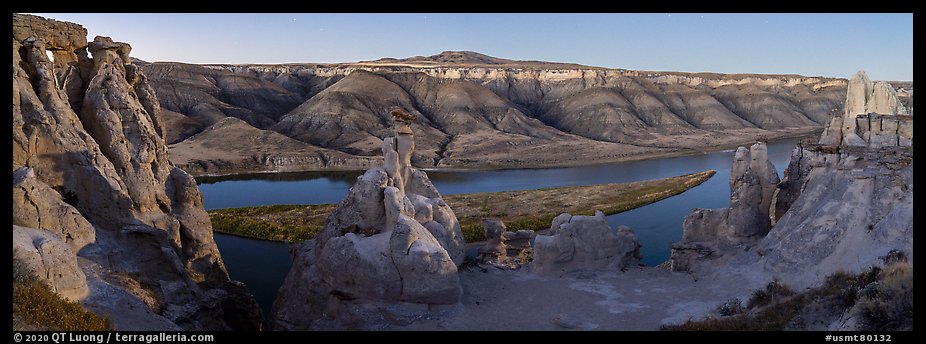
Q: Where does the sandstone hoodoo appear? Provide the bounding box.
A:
[754,71,913,289]
[819,70,913,147]
[532,211,641,275]
[669,141,780,272]
[272,110,466,330]
[12,14,260,330]
[671,71,912,292]
[476,219,534,270]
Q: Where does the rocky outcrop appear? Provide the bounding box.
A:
[142,51,861,175]
[12,14,259,330]
[532,212,641,275]
[476,219,534,269]
[819,70,913,147]
[771,143,815,223]
[670,142,779,272]
[13,225,89,301]
[754,143,913,289]
[674,70,913,290]
[844,71,909,118]
[13,168,96,251]
[272,113,466,330]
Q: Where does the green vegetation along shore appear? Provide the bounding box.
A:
[208,170,715,242]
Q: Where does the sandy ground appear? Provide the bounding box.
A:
[394,265,764,331]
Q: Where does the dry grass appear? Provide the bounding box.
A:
[854,262,913,330]
[747,279,795,308]
[12,255,111,331]
[663,263,912,331]
[208,170,716,243]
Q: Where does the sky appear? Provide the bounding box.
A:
[33,13,913,81]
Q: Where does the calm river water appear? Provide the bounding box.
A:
[206,138,802,314]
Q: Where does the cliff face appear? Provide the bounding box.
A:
[757,143,912,289]
[12,14,260,330]
[141,51,861,176]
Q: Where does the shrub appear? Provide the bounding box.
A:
[854,263,913,331]
[717,298,745,316]
[461,224,486,242]
[747,280,794,308]
[664,268,893,331]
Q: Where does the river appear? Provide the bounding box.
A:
[205,138,802,315]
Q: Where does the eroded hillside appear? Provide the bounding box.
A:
[142,51,894,176]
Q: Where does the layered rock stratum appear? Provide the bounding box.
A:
[136,51,893,176]
[12,14,260,330]
[820,70,913,147]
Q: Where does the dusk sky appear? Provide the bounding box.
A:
[34,13,913,81]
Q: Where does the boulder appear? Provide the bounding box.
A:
[532,211,640,275]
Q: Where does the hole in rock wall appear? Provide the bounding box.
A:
[45,50,59,89]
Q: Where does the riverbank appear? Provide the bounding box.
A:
[207,170,715,242]
[185,128,818,178]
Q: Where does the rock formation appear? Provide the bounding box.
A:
[670,142,779,272]
[756,143,912,289]
[13,225,89,301]
[532,212,641,275]
[673,70,913,291]
[272,110,466,330]
[763,71,913,287]
[12,14,259,330]
[476,219,535,269]
[819,70,913,147]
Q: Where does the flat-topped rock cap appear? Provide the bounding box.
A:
[390,108,417,122]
